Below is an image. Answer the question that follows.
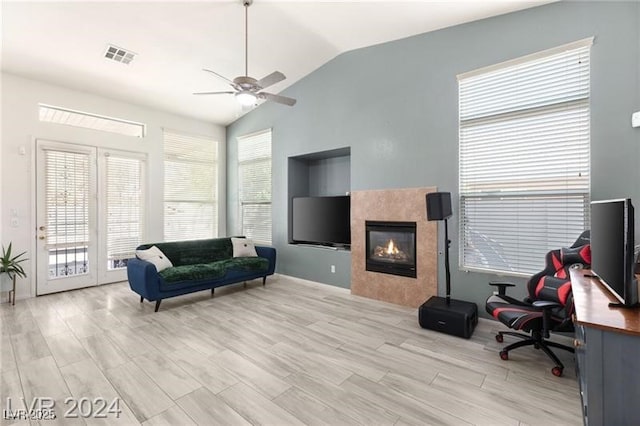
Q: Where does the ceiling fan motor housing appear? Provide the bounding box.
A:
[233,76,260,91]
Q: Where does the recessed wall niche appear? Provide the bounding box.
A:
[288,147,351,243]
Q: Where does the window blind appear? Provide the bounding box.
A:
[45,150,91,247]
[237,129,272,244]
[458,39,592,275]
[105,154,145,269]
[163,130,218,241]
[44,148,93,277]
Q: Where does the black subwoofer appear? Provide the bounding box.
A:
[426,192,452,221]
[419,297,478,339]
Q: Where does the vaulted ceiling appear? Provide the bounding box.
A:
[1,0,553,125]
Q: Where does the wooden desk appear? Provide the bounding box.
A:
[571,271,640,336]
[570,270,640,425]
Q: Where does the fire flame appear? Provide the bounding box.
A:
[385,239,399,255]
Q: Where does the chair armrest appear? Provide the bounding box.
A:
[532,300,561,309]
[532,300,562,336]
[489,281,516,296]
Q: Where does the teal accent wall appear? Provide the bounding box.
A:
[227,1,640,311]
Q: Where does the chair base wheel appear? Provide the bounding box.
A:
[495,334,504,343]
[499,350,509,360]
[551,366,563,377]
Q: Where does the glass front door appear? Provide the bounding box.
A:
[36,140,98,294]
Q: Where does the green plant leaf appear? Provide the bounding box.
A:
[1,242,28,280]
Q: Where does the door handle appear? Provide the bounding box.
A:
[39,226,46,231]
[38,235,46,240]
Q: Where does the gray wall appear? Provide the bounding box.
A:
[227,1,640,312]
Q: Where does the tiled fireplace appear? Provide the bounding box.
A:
[351,187,438,308]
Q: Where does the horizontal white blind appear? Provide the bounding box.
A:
[105,154,145,269]
[45,150,90,247]
[238,129,272,244]
[459,42,591,275]
[164,130,218,241]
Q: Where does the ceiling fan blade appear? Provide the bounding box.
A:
[202,68,234,84]
[193,91,235,95]
[259,92,297,106]
[257,71,286,89]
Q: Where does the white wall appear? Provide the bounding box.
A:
[0,72,226,300]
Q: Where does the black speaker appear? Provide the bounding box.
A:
[426,192,452,221]
[419,297,478,339]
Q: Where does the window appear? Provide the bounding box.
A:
[39,104,145,138]
[103,152,146,270]
[44,149,91,277]
[237,129,272,244]
[164,130,218,241]
[458,38,592,276]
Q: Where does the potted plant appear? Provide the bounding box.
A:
[0,243,27,305]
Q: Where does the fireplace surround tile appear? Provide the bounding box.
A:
[350,187,438,308]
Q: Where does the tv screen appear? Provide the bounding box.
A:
[292,196,351,246]
[591,198,637,306]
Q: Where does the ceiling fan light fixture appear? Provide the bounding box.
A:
[236,90,257,106]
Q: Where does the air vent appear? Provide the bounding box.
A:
[39,104,146,138]
[104,44,136,64]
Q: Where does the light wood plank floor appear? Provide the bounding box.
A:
[0,275,582,425]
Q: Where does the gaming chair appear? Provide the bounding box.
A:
[485,231,591,376]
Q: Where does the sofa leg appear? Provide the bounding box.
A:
[262,276,266,286]
[243,282,247,288]
[154,300,162,312]
[140,296,144,303]
[211,288,215,297]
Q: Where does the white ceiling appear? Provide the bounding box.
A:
[1,0,554,126]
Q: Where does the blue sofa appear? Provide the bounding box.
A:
[126,237,276,311]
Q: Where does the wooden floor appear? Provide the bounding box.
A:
[1,274,582,425]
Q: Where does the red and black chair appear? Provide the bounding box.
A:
[485,231,591,376]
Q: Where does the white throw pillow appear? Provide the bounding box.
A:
[231,237,258,258]
[136,246,173,272]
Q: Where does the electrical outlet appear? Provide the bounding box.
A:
[330,265,336,273]
[10,218,19,228]
[632,111,640,128]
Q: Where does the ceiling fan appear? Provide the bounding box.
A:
[194,0,296,107]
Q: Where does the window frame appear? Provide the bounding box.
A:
[237,128,273,245]
[457,38,593,277]
[163,129,219,242]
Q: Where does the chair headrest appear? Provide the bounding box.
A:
[571,230,590,248]
[561,245,591,267]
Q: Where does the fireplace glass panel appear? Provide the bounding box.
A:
[368,230,416,265]
[365,221,417,278]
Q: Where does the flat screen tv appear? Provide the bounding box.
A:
[590,198,638,307]
[291,196,350,247]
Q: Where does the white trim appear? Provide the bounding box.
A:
[236,127,273,141]
[457,36,594,81]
